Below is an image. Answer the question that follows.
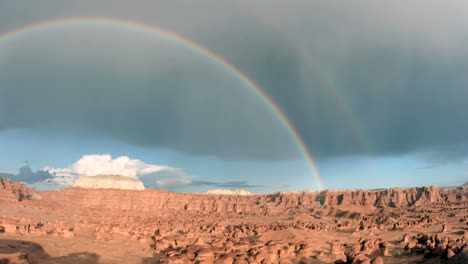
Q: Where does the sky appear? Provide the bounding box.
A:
[0,0,467,192]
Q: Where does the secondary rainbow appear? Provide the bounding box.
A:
[0,17,324,189]
[233,2,371,156]
[232,3,379,182]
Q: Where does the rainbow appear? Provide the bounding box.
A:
[231,3,379,182]
[0,17,324,189]
[232,2,371,155]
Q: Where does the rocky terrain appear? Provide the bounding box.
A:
[0,177,467,264]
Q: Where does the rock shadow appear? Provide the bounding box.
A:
[140,256,162,264]
[0,239,99,264]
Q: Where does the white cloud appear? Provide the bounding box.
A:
[205,189,252,195]
[41,154,190,189]
[153,170,192,187]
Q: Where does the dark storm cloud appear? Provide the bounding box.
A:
[0,166,54,184]
[0,0,467,161]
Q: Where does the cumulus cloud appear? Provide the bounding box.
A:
[45,154,171,179]
[0,155,262,192]
[42,154,190,189]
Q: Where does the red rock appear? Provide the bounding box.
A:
[214,253,236,264]
[446,248,456,259]
[232,259,249,264]
[0,252,33,264]
[0,178,39,202]
[194,248,215,262]
[371,256,384,264]
[0,177,466,263]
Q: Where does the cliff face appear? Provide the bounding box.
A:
[2,176,466,215]
[40,188,269,214]
[72,175,145,190]
[317,186,445,208]
[0,178,39,202]
[277,186,466,209]
[36,185,467,215]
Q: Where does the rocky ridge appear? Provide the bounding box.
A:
[0,177,41,203]
[36,184,468,215]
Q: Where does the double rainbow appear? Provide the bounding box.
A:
[0,17,324,189]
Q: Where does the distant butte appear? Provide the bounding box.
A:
[72,174,145,190]
[0,177,467,264]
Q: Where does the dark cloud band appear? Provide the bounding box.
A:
[0,0,467,165]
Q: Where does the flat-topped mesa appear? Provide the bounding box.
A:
[72,174,145,190]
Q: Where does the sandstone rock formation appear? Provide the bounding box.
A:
[0,178,40,202]
[0,252,34,264]
[72,174,145,190]
[0,177,467,264]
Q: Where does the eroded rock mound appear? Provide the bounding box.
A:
[0,178,40,202]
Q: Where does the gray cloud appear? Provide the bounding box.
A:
[138,169,262,190]
[0,0,467,162]
[0,166,54,184]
